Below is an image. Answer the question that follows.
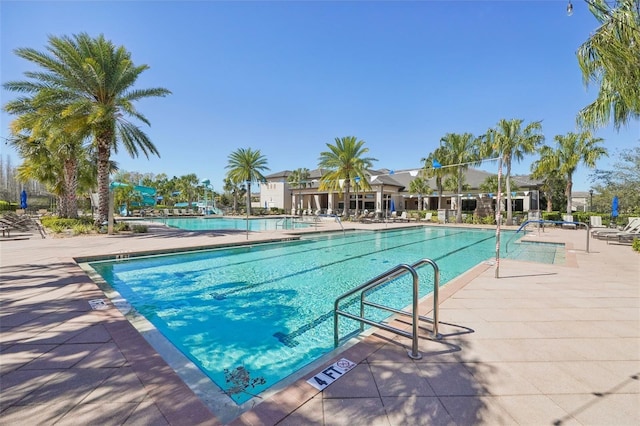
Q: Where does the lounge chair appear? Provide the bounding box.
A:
[398,211,409,222]
[421,212,433,222]
[592,217,640,239]
[0,213,46,239]
[599,220,640,243]
[0,213,31,231]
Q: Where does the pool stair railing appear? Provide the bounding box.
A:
[506,219,590,254]
[275,216,296,229]
[333,258,440,360]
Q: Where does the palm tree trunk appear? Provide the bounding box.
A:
[63,159,78,219]
[437,179,443,210]
[246,182,252,216]
[505,158,513,226]
[456,167,463,223]
[95,124,115,225]
[96,141,111,225]
[343,181,350,216]
[565,178,573,214]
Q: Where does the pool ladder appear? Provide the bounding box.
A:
[333,258,440,360]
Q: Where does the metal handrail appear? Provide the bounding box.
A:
[276,216,293,229]
[333,258,440,360]
[506,219,590,253]
[318,213,345,236]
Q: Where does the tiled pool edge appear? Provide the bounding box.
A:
[70,258,222,425]
[230,261,494,425]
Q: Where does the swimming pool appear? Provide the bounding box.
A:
[88,227,557,407]
[143,216,313,231]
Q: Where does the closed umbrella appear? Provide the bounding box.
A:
[20,190,27,209]
[611,196,619,219]
[390,198,396,212]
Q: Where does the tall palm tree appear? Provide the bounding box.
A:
[225,148,269,216]
[533,131,607,214]
[438,133,481,223]
[223,177,245,214]
[422,147,448,211]
[486,119,544,225]
[530,157,567,212]
[175,174,199,207]
[577,0,640,129]
[409,176,431,211]
[287,168,311,214]
[318,136,376,216]
[3,33,171,225]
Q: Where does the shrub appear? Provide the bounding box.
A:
[41,216,99,235]
[542,211,562,222]
[71,223,95,235]
[633,238,640,253]
[482,215,495,225]
[114,222,130,232]
[132,224,148,233]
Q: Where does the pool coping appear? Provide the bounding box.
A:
[76,226,505,423]
[5,223,634,425]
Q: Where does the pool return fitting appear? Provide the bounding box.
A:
[333,258,440,360]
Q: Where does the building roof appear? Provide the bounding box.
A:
[264,167,542,193]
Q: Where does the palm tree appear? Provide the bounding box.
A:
[422,147,448,211]
[287,168,311,215]
[576,0,640,130]
[530,158,567,212]
[225,148,269,216]
[485,119,544,225]
[438,133,481,223]
[409,176,431,211]
[318,136,376,217]
[3,33,171,225]
[533,132,607,214]
[175,174,199,208]
[223,177,244,214]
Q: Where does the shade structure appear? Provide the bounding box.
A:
[20,190,27,209]
[611,196,619,218]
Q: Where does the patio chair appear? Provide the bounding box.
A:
[0,213,31,231]
[592,217,640,239]
[391,211,409,222]
[600,220,640,244]
[0,213,45,238]
[421,212,433,222]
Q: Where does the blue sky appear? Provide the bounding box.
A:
[1,0,638,192]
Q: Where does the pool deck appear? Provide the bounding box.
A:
[1,220,638,425]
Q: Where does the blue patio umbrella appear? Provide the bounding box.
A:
[20,190,27,209]
[611,196,619,218]
[390,198,396,212]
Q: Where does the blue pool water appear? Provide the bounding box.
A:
[143,217,312,231]
[89,227,558,404]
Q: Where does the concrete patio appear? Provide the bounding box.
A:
[1,221,638,425]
